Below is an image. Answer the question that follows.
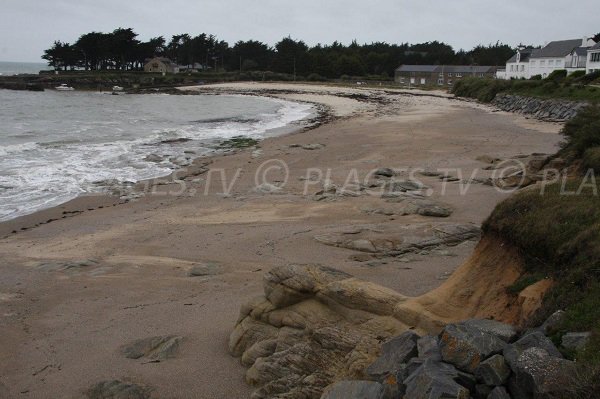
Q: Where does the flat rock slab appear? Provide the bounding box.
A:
[188,262,222,277]
[289,143,326,150]
[86,380,150,399]
[32,259,100,272]
[122,335,182,361]
[314,223,480,255]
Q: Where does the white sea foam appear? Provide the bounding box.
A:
[0,92,314,222]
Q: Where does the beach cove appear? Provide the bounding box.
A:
[0,83,562,398]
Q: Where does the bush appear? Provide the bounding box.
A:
[583,147,600,173]
[451,77,511,102]
[566,70,587,81]
[546,69,568,82]
[575,70,600,85]
[560,105,600,156]
[307,73,326,82]
[531,74,543,80]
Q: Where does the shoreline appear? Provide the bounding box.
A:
[0,83,563,399]
[0,92,324,236]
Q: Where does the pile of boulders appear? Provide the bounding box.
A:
[322,317,580,399]
[492,94,588,122]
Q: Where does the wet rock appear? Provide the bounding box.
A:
[385,179,424,192]
[374,168,396,178]
[403,359,472,399]
[474,354,510,386]
[289,143,326,150]
[366,331,420,381]
[321,380,388,399]
[561,332,591,352]
[144,154,163,163]
[463,319,519,343]
[488,386,511,399]
[86,380,150,399]
[510,347,576,398]
[439,322,507,373]
[188,262,222,277]
[122,335,182,361]
[398,199,453,218]
[419,169,443,177]
[503,331,562,370]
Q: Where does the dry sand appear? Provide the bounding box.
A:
[0,83,562,399]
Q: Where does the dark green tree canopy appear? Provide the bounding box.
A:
[43,27,539,77]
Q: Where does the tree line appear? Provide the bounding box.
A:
[43,27,590,79]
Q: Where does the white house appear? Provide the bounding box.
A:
[587,43,600,74]
[502,48,535,79]
[499,38,596,80]
[528,38,595,78]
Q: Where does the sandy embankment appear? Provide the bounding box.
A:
[0,83,562,399]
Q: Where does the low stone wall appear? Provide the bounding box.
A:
[492,94,588,121]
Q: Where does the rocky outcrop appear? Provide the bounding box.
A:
[492,94,588,121]
[229,234,555,398]
[314,223,480,257]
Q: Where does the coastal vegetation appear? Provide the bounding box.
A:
[484,106,600,394]
[42,28,516,79]
[451,72,600,103]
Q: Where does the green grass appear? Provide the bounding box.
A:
[452,76,600,103]
[483,104,600,372]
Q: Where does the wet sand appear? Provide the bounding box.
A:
[0,83,562,398]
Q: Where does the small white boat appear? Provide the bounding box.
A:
[112,86,124,92]
[55,84,74,91]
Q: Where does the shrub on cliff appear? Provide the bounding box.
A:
[560,105,600,157]
[484,107,600,371]
[451,77,510,102]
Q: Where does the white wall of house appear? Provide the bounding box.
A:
[587,50,600,74]
[504,61,529,79]
[528,57,566,78]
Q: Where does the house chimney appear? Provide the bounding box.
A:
[582,37,589,47]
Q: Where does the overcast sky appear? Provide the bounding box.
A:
[0,0,598,62]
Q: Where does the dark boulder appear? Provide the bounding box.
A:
[320,380,389,399]
[366,330,420,381]
[440,322,507,373]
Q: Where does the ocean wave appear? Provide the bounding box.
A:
[0,94,314,222]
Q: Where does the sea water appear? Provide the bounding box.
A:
[0,90,314,221]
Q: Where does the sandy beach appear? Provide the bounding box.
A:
[0,83,562,399]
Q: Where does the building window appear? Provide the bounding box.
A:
[591,53,600,62]
[531,61,536,66]
[456,73,462,77]
[548,60,554,66]
[448,73,453,77]
[540,60,546,66]
[420,78,426,85]
[437,79,444,85]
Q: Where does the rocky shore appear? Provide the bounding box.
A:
[492,93,588,122]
